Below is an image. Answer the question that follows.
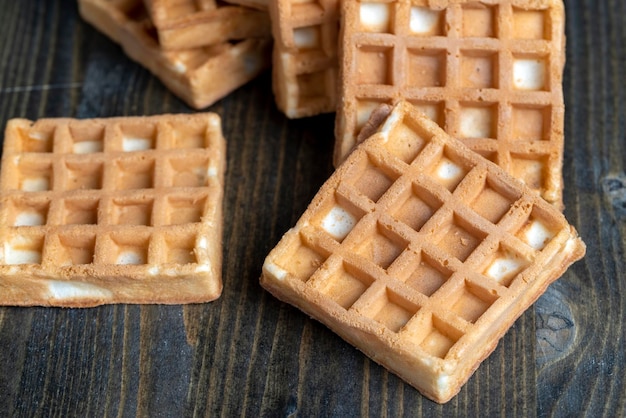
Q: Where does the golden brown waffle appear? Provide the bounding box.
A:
[79,0,272,109]
[144,0,271,50]
[0,113,225,307]
[269,0,339,118]
[262,101,585,403]
[335,0,566,208]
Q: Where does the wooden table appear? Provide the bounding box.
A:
[0,0,624,416]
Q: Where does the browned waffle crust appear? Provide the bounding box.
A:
[79,0,272,109]
[335,0,566,208]
[144,0,271,50]
[0,113,225,306]
[269,0,339,118]
[262,101,585,403]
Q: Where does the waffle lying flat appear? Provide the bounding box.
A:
[262,101,585,403]
[335,0,566,208]
[79,0,271,109]
[144,0,271,50]
[269,0,339,118]
[0,113,225,307]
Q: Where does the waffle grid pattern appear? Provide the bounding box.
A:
[0,114,225,305]
[263,101,584,402]
[270,0,339,118]
[336,0,565,206]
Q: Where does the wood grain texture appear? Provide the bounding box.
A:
[0,0,623,416]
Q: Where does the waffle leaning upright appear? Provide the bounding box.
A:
[335,0,566,208]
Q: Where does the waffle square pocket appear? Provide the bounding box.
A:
[0,113,225,307]
[262,101,585,403]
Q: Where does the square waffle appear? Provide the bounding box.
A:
[144,0,271,50]
[0,113,225,307]
[79,0,272,109]
[335,0,566,208]
[262,101,585,403]
[269,0,339,118]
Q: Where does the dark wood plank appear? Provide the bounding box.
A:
[0,0,624,416]
[533,1,626,417]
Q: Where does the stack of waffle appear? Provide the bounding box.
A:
[269,0,339,117]
[78,0,273,109]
